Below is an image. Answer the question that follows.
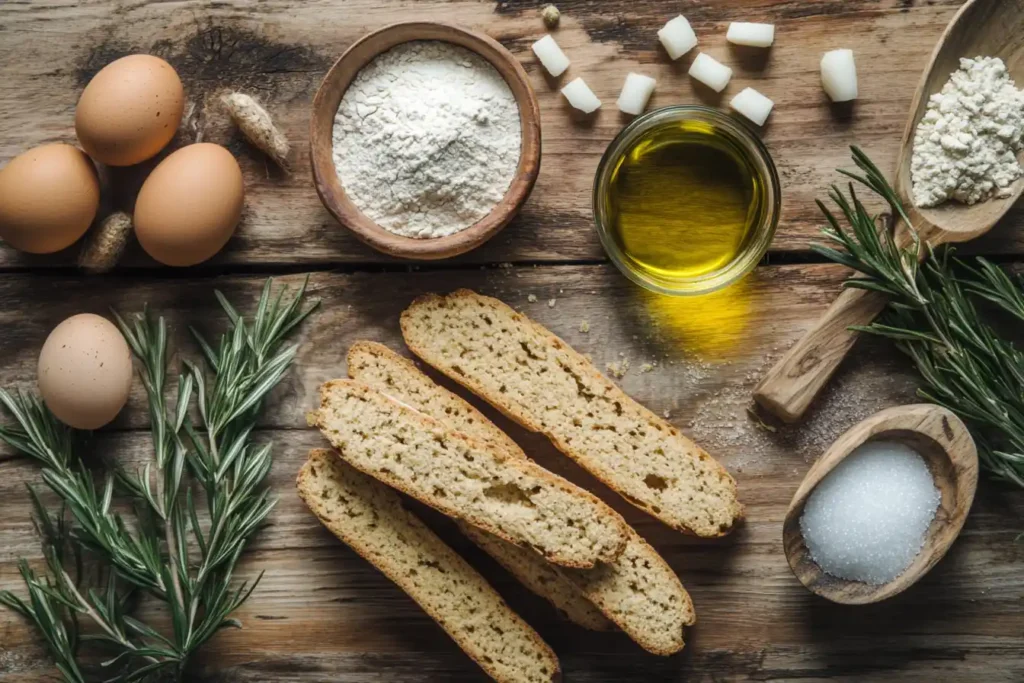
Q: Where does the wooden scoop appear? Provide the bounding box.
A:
[754,0,1024,423]
[783,404,978,605]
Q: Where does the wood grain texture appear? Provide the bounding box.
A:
[754,285,890,422]
[2,1,1024,681]
[0,267,1022,682]
[784,404,978,604]
[6,0,1024,271]
[0,265,918,432]
[754,223,919,423]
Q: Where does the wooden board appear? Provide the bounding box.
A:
[2,268,1024,682]
[2,1,1024,682]
[0,264,923,431]
[3,0,1024,272]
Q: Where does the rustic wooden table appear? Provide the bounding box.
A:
[2,1,1022,681]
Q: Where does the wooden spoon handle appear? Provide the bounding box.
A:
[753,212,941,423]
[753,285,889,423]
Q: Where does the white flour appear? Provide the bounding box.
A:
[332,41,521,239]
[911,56,1024,208]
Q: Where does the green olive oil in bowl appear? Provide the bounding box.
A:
[594,106,781,295]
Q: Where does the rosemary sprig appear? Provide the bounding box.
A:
[0,277,318,681]
[0,494,86,683]
[0,392,171,678]
[812,146,1024,486]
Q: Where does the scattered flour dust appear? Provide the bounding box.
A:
[911,56,1024,207]
[332,41,522,238]
[682,352,914,476]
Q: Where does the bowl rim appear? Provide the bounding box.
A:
[309,21,541,260]
[592,104,781,296]
[781,403,978,605]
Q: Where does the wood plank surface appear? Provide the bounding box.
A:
[3,1,1024,682]
[0,264,913,431]
[2,0,1023,270]
[3,430,1023,682]
[1,268,1023,682]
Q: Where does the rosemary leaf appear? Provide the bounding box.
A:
[0,277,317,681]
[814,147,1024,486]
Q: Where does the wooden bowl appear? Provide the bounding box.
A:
[783,404,978,605]
[309,22,542,260]
[894,0,1024,246]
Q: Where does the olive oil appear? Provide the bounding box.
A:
[598,116,773,288]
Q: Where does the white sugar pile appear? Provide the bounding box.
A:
[800,441,940,585]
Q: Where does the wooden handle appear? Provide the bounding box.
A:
[753,209,943,424]
[753,286,889,423]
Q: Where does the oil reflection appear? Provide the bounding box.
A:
[639,275,755,359]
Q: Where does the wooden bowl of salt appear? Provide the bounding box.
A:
[310,22,542,260]
[783,404,978,605]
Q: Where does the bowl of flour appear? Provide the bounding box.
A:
[311,22,541,259]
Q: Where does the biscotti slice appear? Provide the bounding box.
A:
[347,341,695,650]
[347,341,526,458]
[463,510,695,655]
[314,379,629,568]
[561,535,695,655]
[400,289,743,537]
[458,525,615,631]
[348,341,613,631]
[298,450,560,683]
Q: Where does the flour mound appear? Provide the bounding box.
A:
[332,41,522,239]
[911,56,1024,208]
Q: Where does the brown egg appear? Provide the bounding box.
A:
[134,143,244,266]
[0,143,100,254]
[38,313,133,430]
[75,54,184,167]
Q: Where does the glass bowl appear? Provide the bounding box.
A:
[593,105,781,296]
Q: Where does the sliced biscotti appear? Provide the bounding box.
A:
[463,527,694,654]
[297,450,560,683]
[347,340,695,650]
[561,535,695,655]
[347,341,526,458]
[459,525,615,631]
[314,379,629,568]
[347,341,612,630]
[400,289,743,538]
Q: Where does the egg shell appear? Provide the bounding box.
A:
[0,143,100,254]
[38,313,133,430]
[134,143,244,267]
[75,54,185,167]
